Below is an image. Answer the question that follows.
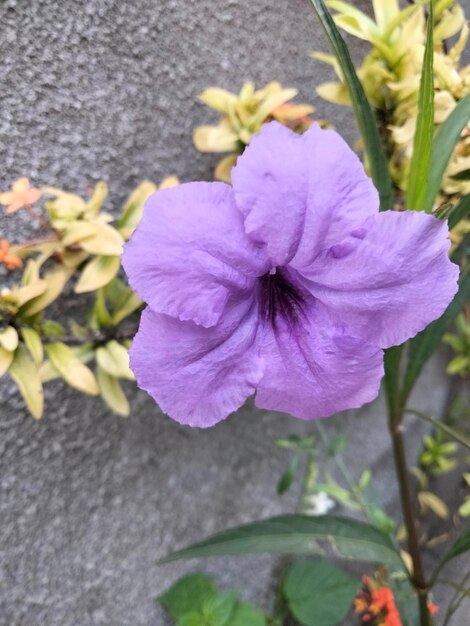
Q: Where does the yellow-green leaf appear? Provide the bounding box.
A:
[22,264,74,316]
[0,325,19,352]
[117,181,158,239]
[159,176,179,190]
[79,218,124,256]
[214,154,238,183]
[97,365,130,416]
[21,327,43,366]
[75,255,120,293]
[45,342,99,395]
[96,340,134,380]
[84,181,108,217]
[418,491,449,519]
[0,346,14,377]
[199,87,238,113]
[193,126,239,153]
[111,291,142,325]
[9,344,44,419]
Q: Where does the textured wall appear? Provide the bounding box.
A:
[0,0,467,624]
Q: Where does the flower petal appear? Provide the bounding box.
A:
[122,182,268,328]
[12,177,30,195]
[130,297,264,427]
[306,211,459,348]
[231,122,378,267]
[255,301,384,420]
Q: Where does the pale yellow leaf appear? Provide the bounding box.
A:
[45,342,99,395]
[0,346,14,377]
[75,255,120,293]
[0,326,18,352]
[193,126,239,152]
[22,264,74,316]
[199,87,238,113]
[79,218,124,256]
[97,365,130,416]
[117,181,158,239]
[418,491,449,519]
[21,327,44,366]
[214,154,238,183]
[9,344,44,419]
[96,340,133,380]
[159,176,180,190]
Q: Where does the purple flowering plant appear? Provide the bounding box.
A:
[125,2,470,626]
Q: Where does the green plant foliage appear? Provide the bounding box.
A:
[157,573,266,626]
[308,0,393,211]
[282,559,359,626]
[161,514,403,567]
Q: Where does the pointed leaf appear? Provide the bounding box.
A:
[75,255,120,293]
[0,346,14,377]
[424,92,470,211]
[9,344,44,419]
[96,340,133,379]
[45,342,99,395]
[21,327,43,366]
[308,0,393,211]
[448,194,470,229]
[22,264,74,316]
[157,573,217,620]
[161,514,402,567]
[406,2,434,211]
[96,365,130,416]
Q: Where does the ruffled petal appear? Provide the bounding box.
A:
[255,301,384,420]
[231,122,378,267]
[130,296,264,427]
[305,211,459,348]
[122,182,268,328]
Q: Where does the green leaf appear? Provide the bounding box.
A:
[45,342,99,395]
[161,514,402,567]
[283,559,359,626]
[406,1,434,212]
[448,194,470,230]
[201,592,237,626]
[402,266,469,403]
[424,92,470,212]
[308,0,393,211]
[9,344,44,419]
[228,602,266,626]
[74,255,120,293]
[157,573,217,621]
[442,527,470,563]
[277,455,299,495]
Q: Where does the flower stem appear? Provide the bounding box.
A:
[388,415,430,626]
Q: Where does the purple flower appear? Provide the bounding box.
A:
[122,122,458,427]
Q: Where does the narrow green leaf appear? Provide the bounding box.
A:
[161,514,402,567]
[277,455,299,495]
[406,1,434,211]
[309,0,393,211]
[402,266,469,403]
[442,528,470,563]
[448,194,470,230]
[283,559,359,626]
[21,327,44,367]
[424,92,470,212]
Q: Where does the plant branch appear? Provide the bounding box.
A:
[388,416,430,626]
[39,325,138,347]
[405,408,470,450]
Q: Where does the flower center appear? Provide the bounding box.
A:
[258,268,306,327]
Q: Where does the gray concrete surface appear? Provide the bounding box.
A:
[0,0,468,624]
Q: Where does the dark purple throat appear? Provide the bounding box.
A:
[258,269,306,327]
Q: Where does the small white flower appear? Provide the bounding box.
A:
[303,491,335,516]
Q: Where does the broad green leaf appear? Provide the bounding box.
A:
[200,592,237,626]
[308,0,393,211]
[157,573,217,620]
[74,255,120,293]
[402,266,469,403]
[0,346,14,377]
[9,344,43,419]
[96,340,133,379]
[0,325,18,352]
[45,342,99,395]
[228,602,266,626]
[21,327,43,366]
[424,93,470,212]
[22,264,74,316]
[96,365,130,417]
[406,1,434,212]
[448,194,470,230]
[161,515,402,567]
[283,559,359,626]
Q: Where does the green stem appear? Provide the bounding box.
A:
[389,415,430,626]
[405,408,470,450]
